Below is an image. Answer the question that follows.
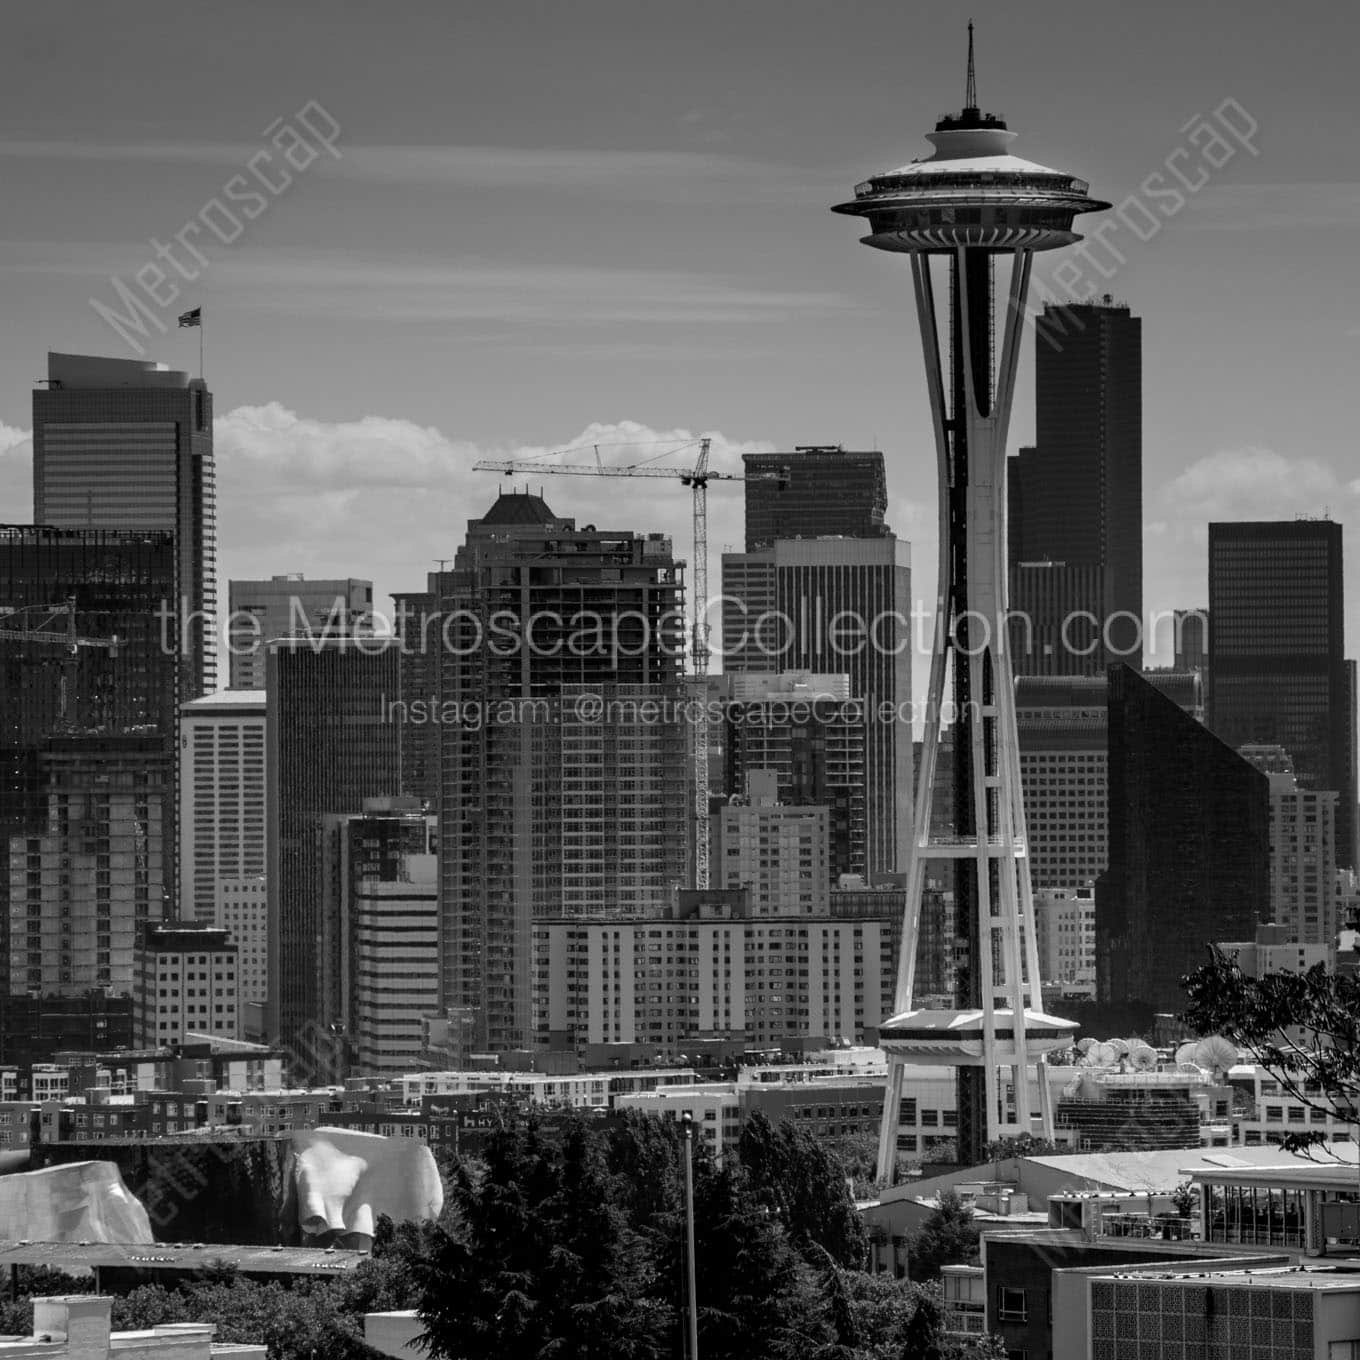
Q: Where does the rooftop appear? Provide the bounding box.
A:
[0,1241,368,1276]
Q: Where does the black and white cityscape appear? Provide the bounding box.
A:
[0,6,1357,1359]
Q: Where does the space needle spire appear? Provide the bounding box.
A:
[833,33,1110,1179]
[964,20,977,112]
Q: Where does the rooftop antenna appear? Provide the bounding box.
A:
[965,20,977,111]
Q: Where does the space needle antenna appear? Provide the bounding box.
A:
[965,21,977,111]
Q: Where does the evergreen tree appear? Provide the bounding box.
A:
[737,1112,867,1269]
[908,1190,980,1282]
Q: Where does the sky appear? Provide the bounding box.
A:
[0,0,1358,701]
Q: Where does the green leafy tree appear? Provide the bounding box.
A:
[737,1112,868,1269]
[981,1134,1065,1163]
[908,1190,980,1282]
[1182,946,1360,1156]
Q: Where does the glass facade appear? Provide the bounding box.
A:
[1208,520,1353,868]
[1097,663,1270,1011]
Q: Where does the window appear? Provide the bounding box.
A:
[997,1288,1027,1322]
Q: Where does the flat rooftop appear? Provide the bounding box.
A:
[0,1241,367,1275]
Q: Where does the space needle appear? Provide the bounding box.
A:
[832,28,1110,1178]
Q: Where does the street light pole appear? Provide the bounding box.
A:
[682,1113,699,1360]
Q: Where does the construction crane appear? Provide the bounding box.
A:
[473,438,786,890]
[0,596,120,728]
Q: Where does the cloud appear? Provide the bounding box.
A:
[211,408,776,612]
[0,138,819,203]
[1161,446,1349,521]
[0,425,33,524]
[0,241,849,328]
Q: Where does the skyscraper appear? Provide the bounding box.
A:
[1017,671,1203,894]
[721,538,911,878]
[742,446,888,551]
[720,671,868,881]
[266,637,401,1076]
[227,576,373,690]
[179,691,267,923]
[332,798,438,1077]
[437,492,689,1051]
[1239,745,1340,946]
[1097,664,1269,1013]
[1208,520,1354,868]
[1008,298,1142,675]
[0,526,178,1058]
[33,352,215,700]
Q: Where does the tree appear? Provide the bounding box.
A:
[908,1190,980,1282]
[981,1134,1065,1163]
[1182,946,1360,1156]
[737,1113,868,1269]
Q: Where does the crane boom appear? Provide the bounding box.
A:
[0,596,120,727]
[472,458,747,483]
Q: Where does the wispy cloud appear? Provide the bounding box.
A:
[0,240,848,327]
[1178,181,1360,231]
[0,137,828,203]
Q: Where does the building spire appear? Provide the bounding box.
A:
[965,21,977,110]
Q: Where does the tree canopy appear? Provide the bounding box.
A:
[1182,945,1360,1155]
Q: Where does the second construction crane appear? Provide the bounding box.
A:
[0,596,120,729]
[474,438,784,890]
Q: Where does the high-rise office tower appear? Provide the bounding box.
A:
[9,736,171,1003]
[833,33,1107,1172]
[266,637,401,1076]
[1016,676,1109,893]
[1208,520,1354,868]
[227,576,373,690]
[719,671,867,881]
[33,353,215,700]
[179,691,267,923]
[721,538,911,878]
[0,526,178,1059]
[1239,745,1340,946]
[1019,671,1202,896]
[1097,665,1269,1013]
[438,492,688,1051]
[1008,297,1142,675]
[741,447,888,551]
[711,771,832,915]
[327,797,438,1077]
[1174,608,1209,675]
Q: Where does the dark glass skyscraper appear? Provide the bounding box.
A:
[0,526,177,1060]
[1096,664,1269,1013]
[1009,298,1142,675]
[1208,520,1354,868]
[742,447,887,551]
[33,352,215,700]
[266,637,401,1075]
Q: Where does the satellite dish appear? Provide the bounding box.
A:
[1076,1038,1097,1054]
[1178,1061,1207,1075]
[1129,1046,1156,1072]
[1193,1036,1239,1076]
[1175,1042,1199,1065]
[1107,1038,1131,1059]
[1095,1043,1119,1067]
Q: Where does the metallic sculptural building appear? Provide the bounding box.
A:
[833,35,1109,1175]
